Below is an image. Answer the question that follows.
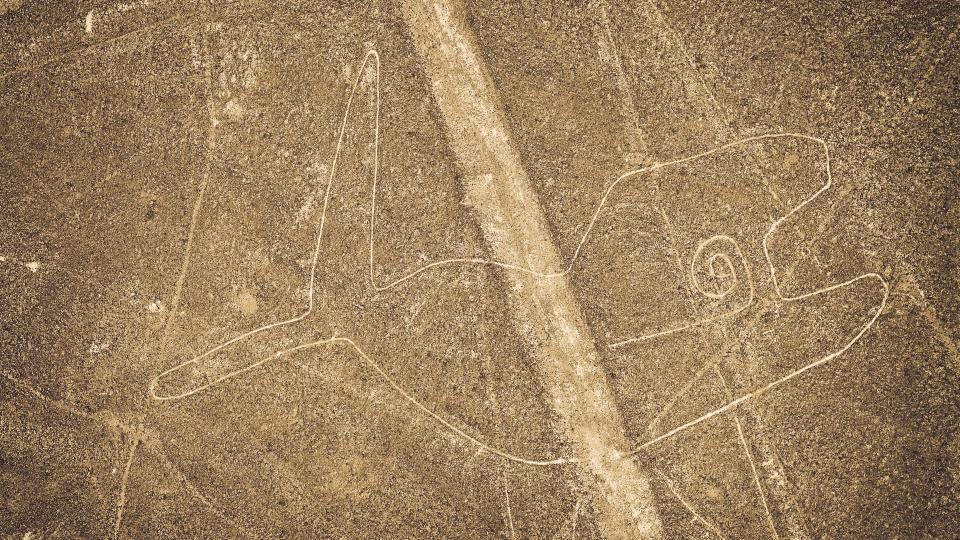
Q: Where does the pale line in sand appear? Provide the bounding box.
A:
[642,0,784,206]
[642,337,725,437]
[337,337,571,466]
[620,127,891,457]
[0,1,298,85]
[0,370,153,538]
[148,443,261,538]
[503,471,517,540]
[610,234,756,346]
[155,17,216,350]
[734,415,778,540]
[109,18,219,539]
[2,373,255,537]
[0,370,143,440]
[1,368,101,425]
[0,13,193,85]
[148,49,887,468]
[621,270,888,459]
[147,50,571,467]
[118,15,219,540]
[716,366,779,540]
[892,276,960,361]
[112,429,142,539]
[654,467,726,539]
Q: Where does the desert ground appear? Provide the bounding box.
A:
[1,0,958,538]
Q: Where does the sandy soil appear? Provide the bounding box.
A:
[1,0,958,538]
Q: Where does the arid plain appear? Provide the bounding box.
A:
[2,1,959,538]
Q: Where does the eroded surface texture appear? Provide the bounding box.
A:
[2,1,958,538]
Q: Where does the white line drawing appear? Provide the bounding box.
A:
[146,49,888,472]
[608,233,756,347]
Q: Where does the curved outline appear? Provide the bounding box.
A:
[609,234,756,347]
[149,49,889,468]
[619,134,890,459]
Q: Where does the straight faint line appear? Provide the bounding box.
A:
[503,471,516,540]
[148,443,260,538]
[1,368,95,422]
[654,467,726,539]
[715,367,779,539]
[898,275,960,362]
[112,430,142,539]
[0,1,297,86]
[642,0,725,122]
[641,0,780,193]
[115,12,213,538]
[735,414,778,539]
[156,15,216,350]
[623,276,887,459]
[0,368,139,437]
[0,12,196,85]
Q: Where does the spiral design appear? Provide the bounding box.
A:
[690,235,746,300]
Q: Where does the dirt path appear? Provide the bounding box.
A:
[400,1,663,537]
